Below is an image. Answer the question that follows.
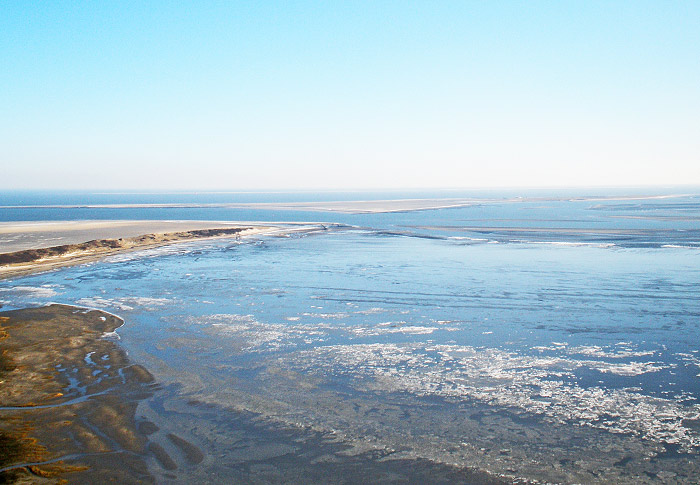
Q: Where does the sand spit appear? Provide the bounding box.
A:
[0,199,477,214]
[0,304,169,483]
[0,224,279,279]
[0,193,694,214]
[0,220,274,253]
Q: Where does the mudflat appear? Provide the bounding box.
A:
[0,304,164,483]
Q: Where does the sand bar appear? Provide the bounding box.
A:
[0,193,693,214]
[0,220,323,280]
[0,220,276,253]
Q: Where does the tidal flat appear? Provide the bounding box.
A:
[0,304,159,483]
[1,192,699,483]
[0,304,505,484]
[1,226,699,483]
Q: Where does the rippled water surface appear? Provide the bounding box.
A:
[2,192,700,483]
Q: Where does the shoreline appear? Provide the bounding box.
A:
[0,192,695,214]
[0,306,508,484]
[0,222,322,280]
[0,304,166,482]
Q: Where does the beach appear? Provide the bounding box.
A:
[0,221,322,279]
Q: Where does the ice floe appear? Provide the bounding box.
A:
[75,296,172,311]
[284,342,700,451]
[0,285,59,299]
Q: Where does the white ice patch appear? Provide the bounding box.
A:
[676,352,700,377]
[350,325,439,336]
[76,297,133,311]
[567,344,655,359]
[582,360,671,376]
[302,312,350,319]
[0,285,58,298]
[75,296,171,311]
[355,307,387,315]
[198,314,330,351]
[286,342,700,451]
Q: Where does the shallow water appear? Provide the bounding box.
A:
[2,189,700,249]
[2,221,699,482]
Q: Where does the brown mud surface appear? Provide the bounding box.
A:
[0,304,161,484]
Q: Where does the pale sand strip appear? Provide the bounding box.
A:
[0,221,318,280]
[0,193,692,214]
[0,220,270,253]
[0,199,478,214]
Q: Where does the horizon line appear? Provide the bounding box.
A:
[3,183,700,194]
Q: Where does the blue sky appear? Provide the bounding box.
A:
[1,1,698,190]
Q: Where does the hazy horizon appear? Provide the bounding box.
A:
[3,184,700,195]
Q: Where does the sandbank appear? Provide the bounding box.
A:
[0,221,319,280]
[0,193,693,215]
[0,220,275,253]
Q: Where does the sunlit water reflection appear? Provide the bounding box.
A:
[2,229,700,483]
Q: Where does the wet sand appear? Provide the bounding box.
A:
[0,304,163,483]
[0,305,509,484]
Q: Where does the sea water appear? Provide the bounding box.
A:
[1,190,700,482]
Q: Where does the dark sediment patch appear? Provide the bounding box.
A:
[138,421,159,435]
[0,304,165,483]
[148,442,177,471]
[149,398,512,484]
[166,433,204,464]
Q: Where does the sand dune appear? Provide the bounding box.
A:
[0,221,295,279]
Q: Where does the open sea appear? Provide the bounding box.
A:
[1,189,699,483]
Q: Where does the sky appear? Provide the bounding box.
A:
[1,1,699,190]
